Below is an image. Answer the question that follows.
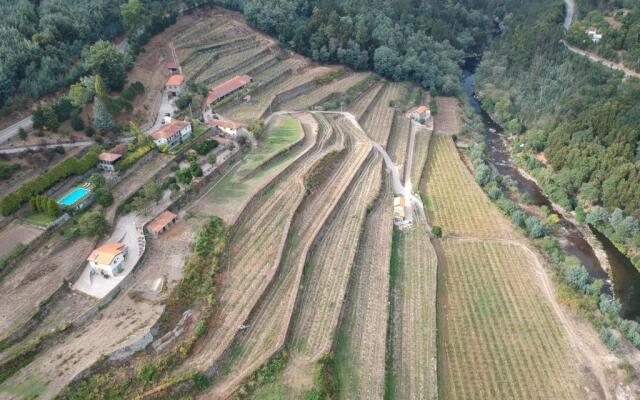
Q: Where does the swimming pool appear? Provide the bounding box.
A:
[58,187,91,206]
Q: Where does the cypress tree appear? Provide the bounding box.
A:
[92,95,116,132]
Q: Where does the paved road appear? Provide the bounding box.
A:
[0,140,94,154]
[563,0,575,30]
[0,116,33,145]
[562,40,640,78]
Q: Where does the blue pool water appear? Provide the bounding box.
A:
[58,187,90,206]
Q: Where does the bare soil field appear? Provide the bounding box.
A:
[423,135,513,239]
[434,97,462,135]
[0,220,42,258]
[0,219,195,400]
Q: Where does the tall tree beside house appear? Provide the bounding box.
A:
[93,75,116,132]
[93,96,116,132]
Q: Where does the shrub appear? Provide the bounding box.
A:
[71,113,85,131]
[195,139,217,155]
[84,125,95,137]
[77,210,110,237]
[121,81,144,101]
[599,328,619,351]
[431,226,443,238]
[194,320,207,337]
[524,215,547,238]
[94,188,113,207]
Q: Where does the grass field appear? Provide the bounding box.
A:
[192,115,305,222]
[438,240,585,400]
[423,135,513,238]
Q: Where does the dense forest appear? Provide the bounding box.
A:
[0,0,187,111]
[476,0,640,254]
[0,0,541,111]
[232,0,544,95]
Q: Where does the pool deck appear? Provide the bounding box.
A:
[73,214,145,299]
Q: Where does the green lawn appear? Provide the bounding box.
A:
[205,116,304,204]
[23,212,55,227]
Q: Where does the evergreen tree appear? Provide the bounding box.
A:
[92,95,115,132]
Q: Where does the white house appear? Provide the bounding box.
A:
[586,27,603,43]
[97,152,121,172]
[151,120,192,149]
[166,74,186,97]
[87,242,127,277]
[207,118,247,137]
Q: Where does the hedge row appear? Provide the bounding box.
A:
[0,152,97,216]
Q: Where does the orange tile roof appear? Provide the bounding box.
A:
[87,242,125,265]
[207,118,245,130]
[147,211,178,234]
[151,120,190,140]
[206,75,252,106]
[166,74,185,86]
[98,152,122,162]
[415,105,429,114]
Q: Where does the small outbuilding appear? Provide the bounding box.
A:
[88,242,127,277]
[98,152,122,172]
[166,74,186,97]
[207,118,247,137]
[147,211,178,238]
[166,62,179,73]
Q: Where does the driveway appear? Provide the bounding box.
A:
[73,213,145,299]
[147,90,177,134]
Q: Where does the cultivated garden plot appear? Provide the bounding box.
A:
[184,114,338,371]
[434,96,462,135]
[204,115,373,398]
[334,179,393,400]
[424,135,514,239]
[361,83,403,146]
[388,223,438,400]
[438,240,586,400]
[409,127,432,186]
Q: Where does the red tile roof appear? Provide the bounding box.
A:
[166,62,178,69]
[147,211,178,234]
[98,152,122,162]
[205,75,252,106]
[151,120,190,140]
[415,105,429,114]
[207,118,245,130]
[166,74,185,87]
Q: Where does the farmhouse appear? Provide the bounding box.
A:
[411,105,431,123]
[151,120,192,149]
[147,210,178,238]
[207,118,247,137]
[166,74,186,97]
[97,152,122,172]
[205,74,252,108]
[87,242,127,277]
[586,27,603,43]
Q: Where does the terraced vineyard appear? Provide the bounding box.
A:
[424,135,513,238]
[361,83,403,146]
[389,223,438,400]
[438,240,584,399]
[347,82,384,119]
[277,73,372,111]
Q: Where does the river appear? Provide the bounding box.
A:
[462,57,640,319]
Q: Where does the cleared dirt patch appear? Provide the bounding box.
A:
[0,220,42,258]
[434,97,462,135]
